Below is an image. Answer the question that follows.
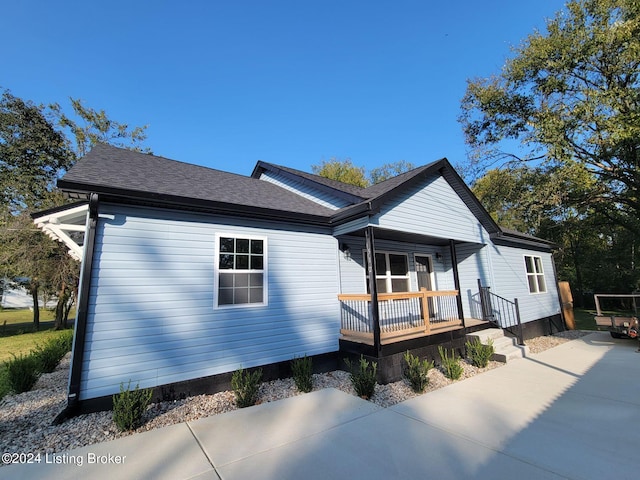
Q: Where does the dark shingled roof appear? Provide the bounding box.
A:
[57,144,552,250]
[58,144,335,220]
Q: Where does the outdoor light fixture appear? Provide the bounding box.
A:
[340,243,351,259]
[435,252,443,263]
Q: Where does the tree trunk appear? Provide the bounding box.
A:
[54,281,67,330]
[30,283,40,331]
[63,284,78,329]
[63,297,74,329]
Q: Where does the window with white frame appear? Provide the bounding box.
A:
[215,235,266,307]
[365,251,410,293]
[524,255,546,294]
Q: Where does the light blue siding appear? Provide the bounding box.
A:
[488,245,560,323]
[455,243,492,319]
[259,171,351,210]
[80,204,340,400]
[372,174,489,243]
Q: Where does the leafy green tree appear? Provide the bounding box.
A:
[0,209,73,329]
[312,158,369,187]
[1,89,149,327]
[471,162,638,304]
[0,91,72,213]
[460,0,640,235]
[312,159,416,187]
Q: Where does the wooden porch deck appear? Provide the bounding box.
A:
[338,289,488,346]
[340,317,488,345]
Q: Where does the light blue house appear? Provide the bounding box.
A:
[37,144,563,413]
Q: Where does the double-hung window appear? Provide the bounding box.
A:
[365,252,410,293]
[215,235,266,307]
[524,255,546,294]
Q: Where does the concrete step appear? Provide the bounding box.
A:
[466,328,505,343]
[466,328,529,363]
[491,344,529,362]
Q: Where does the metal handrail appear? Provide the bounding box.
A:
[478,279,524,345]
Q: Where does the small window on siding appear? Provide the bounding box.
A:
[215,235,267,308]
[524,255,546,294]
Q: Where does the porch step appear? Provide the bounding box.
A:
[466,328,529,363]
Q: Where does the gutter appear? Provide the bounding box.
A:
[53,193,99,424]
[330,201,376,225]
[57,181,332,228]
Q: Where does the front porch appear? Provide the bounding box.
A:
[338,288,487,346]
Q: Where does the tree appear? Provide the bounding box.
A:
[0,209,74,329]
[312,158,369,187]
[312,159,416,187]
[471,163,616,305]
[49,98,149,157]
[1,89,149,328]
[460,0,640,235]
[369,161,416,184]
[0,91,72,213]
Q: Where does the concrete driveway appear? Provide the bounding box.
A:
[4,332,639,479]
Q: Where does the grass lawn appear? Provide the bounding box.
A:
[573,308,599,330]
[1,307,58,331]
[0,328,71,363]
[0,308,75,400]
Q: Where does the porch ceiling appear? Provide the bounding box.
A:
[339,226,477,246]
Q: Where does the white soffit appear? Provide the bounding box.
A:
[33,204,88,261]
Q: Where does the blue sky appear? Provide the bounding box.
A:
[3,0,566,177]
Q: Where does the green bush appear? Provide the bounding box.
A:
[438,346,464,380]
[112,381,153,431]
[34,330,74,373]
[5,353,40,393]
[403,351,434,393]
[465,337,494,368]
[344,355,377,399]
[231,367,263,408]
[291,355,313,393]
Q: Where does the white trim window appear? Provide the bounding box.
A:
[215,234,267,308]
[365,251,410,293]
[524,255,546,294]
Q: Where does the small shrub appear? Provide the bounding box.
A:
[34,330,74,373]
[112,381,153,431]
[438,346,463,381]
[403,351,434,393]
[344,355,377,399]
[465,337,494,368]
[291,355,313,393]
[231,367,263,408]
[5,353,40,393]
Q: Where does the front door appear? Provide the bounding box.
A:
[415,255,435,317]
[415,255,433,290]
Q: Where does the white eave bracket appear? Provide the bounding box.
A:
[33,203,89,262]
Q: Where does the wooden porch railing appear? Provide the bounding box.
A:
[338,289,461,344]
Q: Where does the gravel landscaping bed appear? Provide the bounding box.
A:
[0,330,591,461]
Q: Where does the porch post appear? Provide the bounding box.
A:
[365,226,382,355]
[449,239,465,327]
